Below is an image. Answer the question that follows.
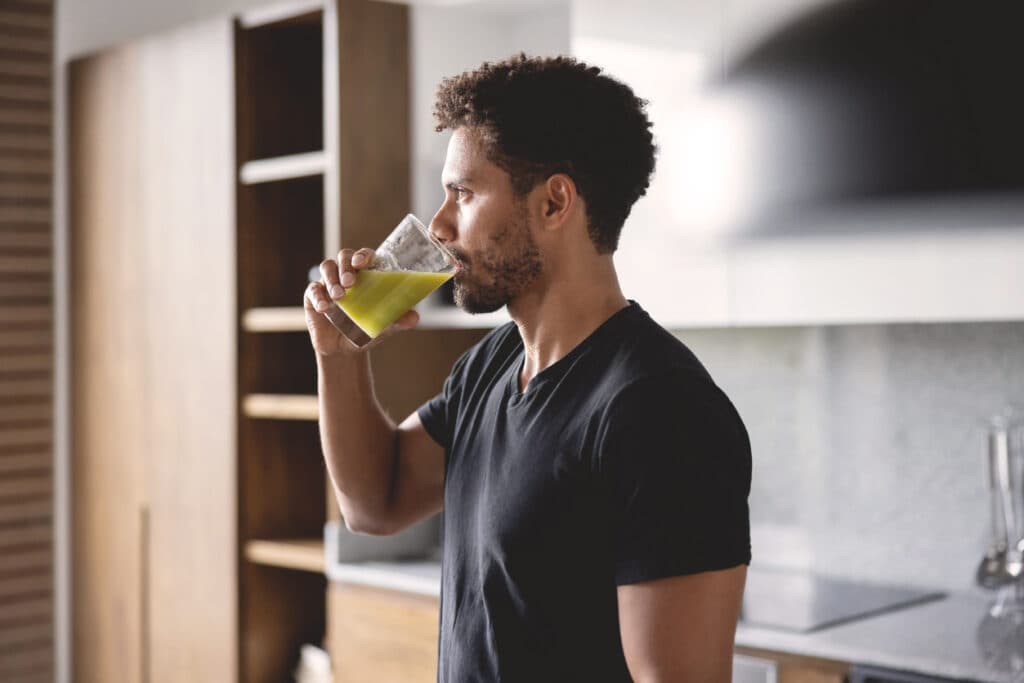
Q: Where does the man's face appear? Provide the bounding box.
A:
[429,128,543,314]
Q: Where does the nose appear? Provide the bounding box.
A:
[429,201,457,245]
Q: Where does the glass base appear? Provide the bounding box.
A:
[322,305,372,349]
[977,583,1024,677]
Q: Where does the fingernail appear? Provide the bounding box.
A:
[316,299,329,311]
[341,272,355,287]
[352,254,365,266]
[330,285,344,298]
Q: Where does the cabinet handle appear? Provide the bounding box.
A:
[140,505,151,683]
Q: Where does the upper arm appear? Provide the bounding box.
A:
[382,411,446,533]
[618,564,747,683]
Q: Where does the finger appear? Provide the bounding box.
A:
[351,248,376,270]
[337,248,357,289]
[394,309,420,329]
[304,281,332,312]
[319,257,343,300]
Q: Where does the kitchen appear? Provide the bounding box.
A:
[2,0,1023,681]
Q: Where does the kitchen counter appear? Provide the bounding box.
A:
[326,559,1022,683]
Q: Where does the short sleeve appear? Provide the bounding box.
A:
[596,374,752,585]
[416,350,471,451]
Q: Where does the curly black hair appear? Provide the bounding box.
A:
[433,53,657,254]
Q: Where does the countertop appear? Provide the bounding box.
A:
[326,559,1023,683]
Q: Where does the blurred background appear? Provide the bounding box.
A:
[2,0,1023,681]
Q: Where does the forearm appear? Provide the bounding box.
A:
[316,351,397,533]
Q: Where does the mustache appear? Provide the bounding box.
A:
[447,247,470,269]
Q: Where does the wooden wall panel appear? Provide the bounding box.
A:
[0,0,53,680]
[133,19,238,683]
[70,43,147,683]
[70,14,237,683]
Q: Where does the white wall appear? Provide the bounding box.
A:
[58,0,266,60]
[409,2,571,220]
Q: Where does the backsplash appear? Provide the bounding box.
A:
[674,321,1024,594]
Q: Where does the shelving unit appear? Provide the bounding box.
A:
[240,150,326,185]
[245,539,326,573]
[242,306,308,332]
[232,1,429,680]
[242,394,319,420]
[241,301,510,334]
[234,5,329,682]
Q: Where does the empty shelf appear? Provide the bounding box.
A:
[240,151,326,185]
[243,394,318,420]
[243,307,308,332]
[245,538,324,573]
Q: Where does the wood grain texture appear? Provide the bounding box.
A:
[328,583,439,683]
[243,393,319,420]
[0,622,51,650]
[134,19,237,683]
[241,306,307,331]
[70,16,237,683]
[0,3,53,680]
[70,42,147,683]
[735,646,850,683]
[332,0,409,250]
[245,538,325,572]
[0,547,49,574]
[234,8,330,681]
[242,564,326,683]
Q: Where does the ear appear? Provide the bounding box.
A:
[537,173,578,232]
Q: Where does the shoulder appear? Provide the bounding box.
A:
[593,305,719,403]
[594,308,749,447]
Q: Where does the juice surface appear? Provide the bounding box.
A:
[336,270,452,338]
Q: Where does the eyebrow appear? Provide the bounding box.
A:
[443,177,474,189]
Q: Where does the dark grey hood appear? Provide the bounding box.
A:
[705,0,1024,237]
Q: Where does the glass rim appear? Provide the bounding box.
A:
[406,214,458,268]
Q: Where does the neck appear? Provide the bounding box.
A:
[507,255,628,392]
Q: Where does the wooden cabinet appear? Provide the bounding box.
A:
[70,16,237,683]
[328,583,439,683]
[322,583,853,683]
[735,646,849,683]
[71,1,488,681]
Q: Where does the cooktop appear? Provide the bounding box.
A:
[740,567,947,633]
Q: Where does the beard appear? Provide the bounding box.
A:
[449,205,542,314]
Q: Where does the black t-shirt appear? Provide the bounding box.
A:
[417,301,751,682]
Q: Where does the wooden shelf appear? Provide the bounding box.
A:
[239,150,326,185]
[416,303,510,330]
[245,538,325,573]
[243,394,318,420]
[243,307,308,332]
[238,0,323,29]
[244,303,509,334]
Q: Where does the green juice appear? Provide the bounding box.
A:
[335,270,452,338]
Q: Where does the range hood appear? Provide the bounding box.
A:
[700,0,1024,237]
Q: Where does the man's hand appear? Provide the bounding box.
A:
[303,247,419,356]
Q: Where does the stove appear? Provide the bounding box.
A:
[740,567,947,633]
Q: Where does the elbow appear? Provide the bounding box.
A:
[342,512,397,537]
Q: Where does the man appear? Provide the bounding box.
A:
[304,54,751,682]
